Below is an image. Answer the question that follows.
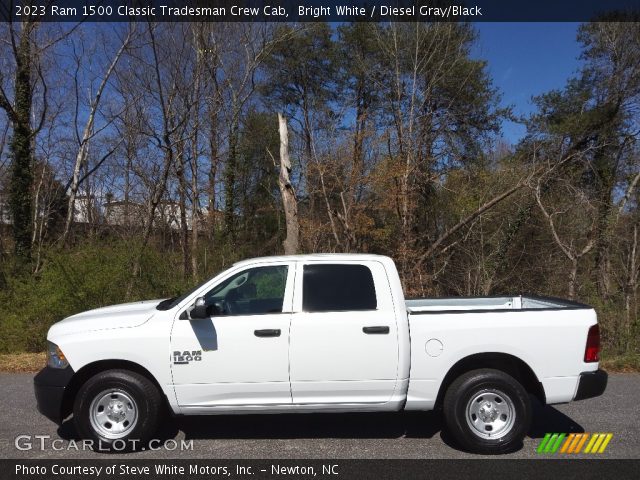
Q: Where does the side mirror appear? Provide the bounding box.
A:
[188,297,209,320]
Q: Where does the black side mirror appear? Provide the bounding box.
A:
[189,297,209,320]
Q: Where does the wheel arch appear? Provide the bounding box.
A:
[435,352,545,408]
[62,359,168,420]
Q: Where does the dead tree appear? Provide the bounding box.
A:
[277,113,299,255]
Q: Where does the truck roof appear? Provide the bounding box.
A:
[233,253,391,267]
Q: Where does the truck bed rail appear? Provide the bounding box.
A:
[406,294,591,314]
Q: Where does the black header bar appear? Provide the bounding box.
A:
[3,459,640,480]
[0,0,639,23]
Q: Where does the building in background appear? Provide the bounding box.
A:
[73,195,100,225]
[103,200,145,227]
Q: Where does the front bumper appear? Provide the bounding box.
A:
[33,366,74,424]
[574,369,608,401]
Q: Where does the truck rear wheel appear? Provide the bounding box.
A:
[73,369,162,451]
[443,368,531,454]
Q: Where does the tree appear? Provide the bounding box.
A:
[261,24,342,247]
[529,22,640,299]
[329,23,383,251]
[0,20,41,263]
[234,110,281,252]
[61,24,134,244]
[261,23,337,164]
[579,22,640,299]
[202,23,281,241]
[368,23,506,285]
[116,22,198,295]
[277,112,299,254]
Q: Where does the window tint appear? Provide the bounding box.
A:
[303,264,377,312]
[204,265,288,316]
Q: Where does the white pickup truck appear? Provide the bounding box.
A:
[34,254,607,454]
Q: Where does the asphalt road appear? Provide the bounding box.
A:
[0,373,638,459]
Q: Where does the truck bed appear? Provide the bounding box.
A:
[406,294,589,313]
[404,294,596,408]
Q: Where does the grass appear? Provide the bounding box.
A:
[0,352,46,373]
[599,353,640,373]
[0,351,638,374]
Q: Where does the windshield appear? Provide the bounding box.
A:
[155,270,223,311]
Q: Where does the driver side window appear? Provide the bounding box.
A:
[204,265,288,316]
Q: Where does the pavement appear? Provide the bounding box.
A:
[0,372,638,459]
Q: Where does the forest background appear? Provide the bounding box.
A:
[0,20,638,369]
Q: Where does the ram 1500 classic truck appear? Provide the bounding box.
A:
[34,254,607,454]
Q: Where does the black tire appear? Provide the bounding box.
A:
[443,368,531,454]
[73,369,162,451]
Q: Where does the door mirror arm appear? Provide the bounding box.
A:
[182,297,209,320]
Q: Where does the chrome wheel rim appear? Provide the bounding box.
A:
[465,389,516,440]
[89,389,138,439]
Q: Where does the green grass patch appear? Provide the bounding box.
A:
[600,353,640,373]
[0,352,46,373]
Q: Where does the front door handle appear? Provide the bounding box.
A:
[362,326,390,335]
[254,329,281,337]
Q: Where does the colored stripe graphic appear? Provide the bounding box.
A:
[537,433,613,454]
[598,434,613,453]
[560,433,575,453]
[568,433,582,453]
[537,433,552,453]
[550,433,566,453]
[545,433,559,453]
[584,434,599,453]
[574,433,589,453]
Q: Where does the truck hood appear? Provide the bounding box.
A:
[48,299,165,339]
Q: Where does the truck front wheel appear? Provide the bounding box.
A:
[443,368,531,454]
[73,369,162,451]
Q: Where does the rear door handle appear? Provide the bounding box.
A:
[362,326,390,335]
[254,329,281,337]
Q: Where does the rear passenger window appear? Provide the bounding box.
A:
[303,264,377,312]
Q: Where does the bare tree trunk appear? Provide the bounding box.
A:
[337,76,370,252]
[124,146,132,231]
[176,140,190,278]
[207,102,220,238]
[624,225,639,350]
[31,165,44,246]
[534,182,595,300]
[277,113,299,255]
[31,165,45,273]
[568,257,579,299]
[61,30,131,244]
[190,34,203,281]
[223,115,239,240]
[190,118,201,281]
[190,154,199,281]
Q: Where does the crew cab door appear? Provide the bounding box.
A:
[289,261,399,404]
[170,262,294,407]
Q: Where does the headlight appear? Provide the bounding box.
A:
[47,341,69,369]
